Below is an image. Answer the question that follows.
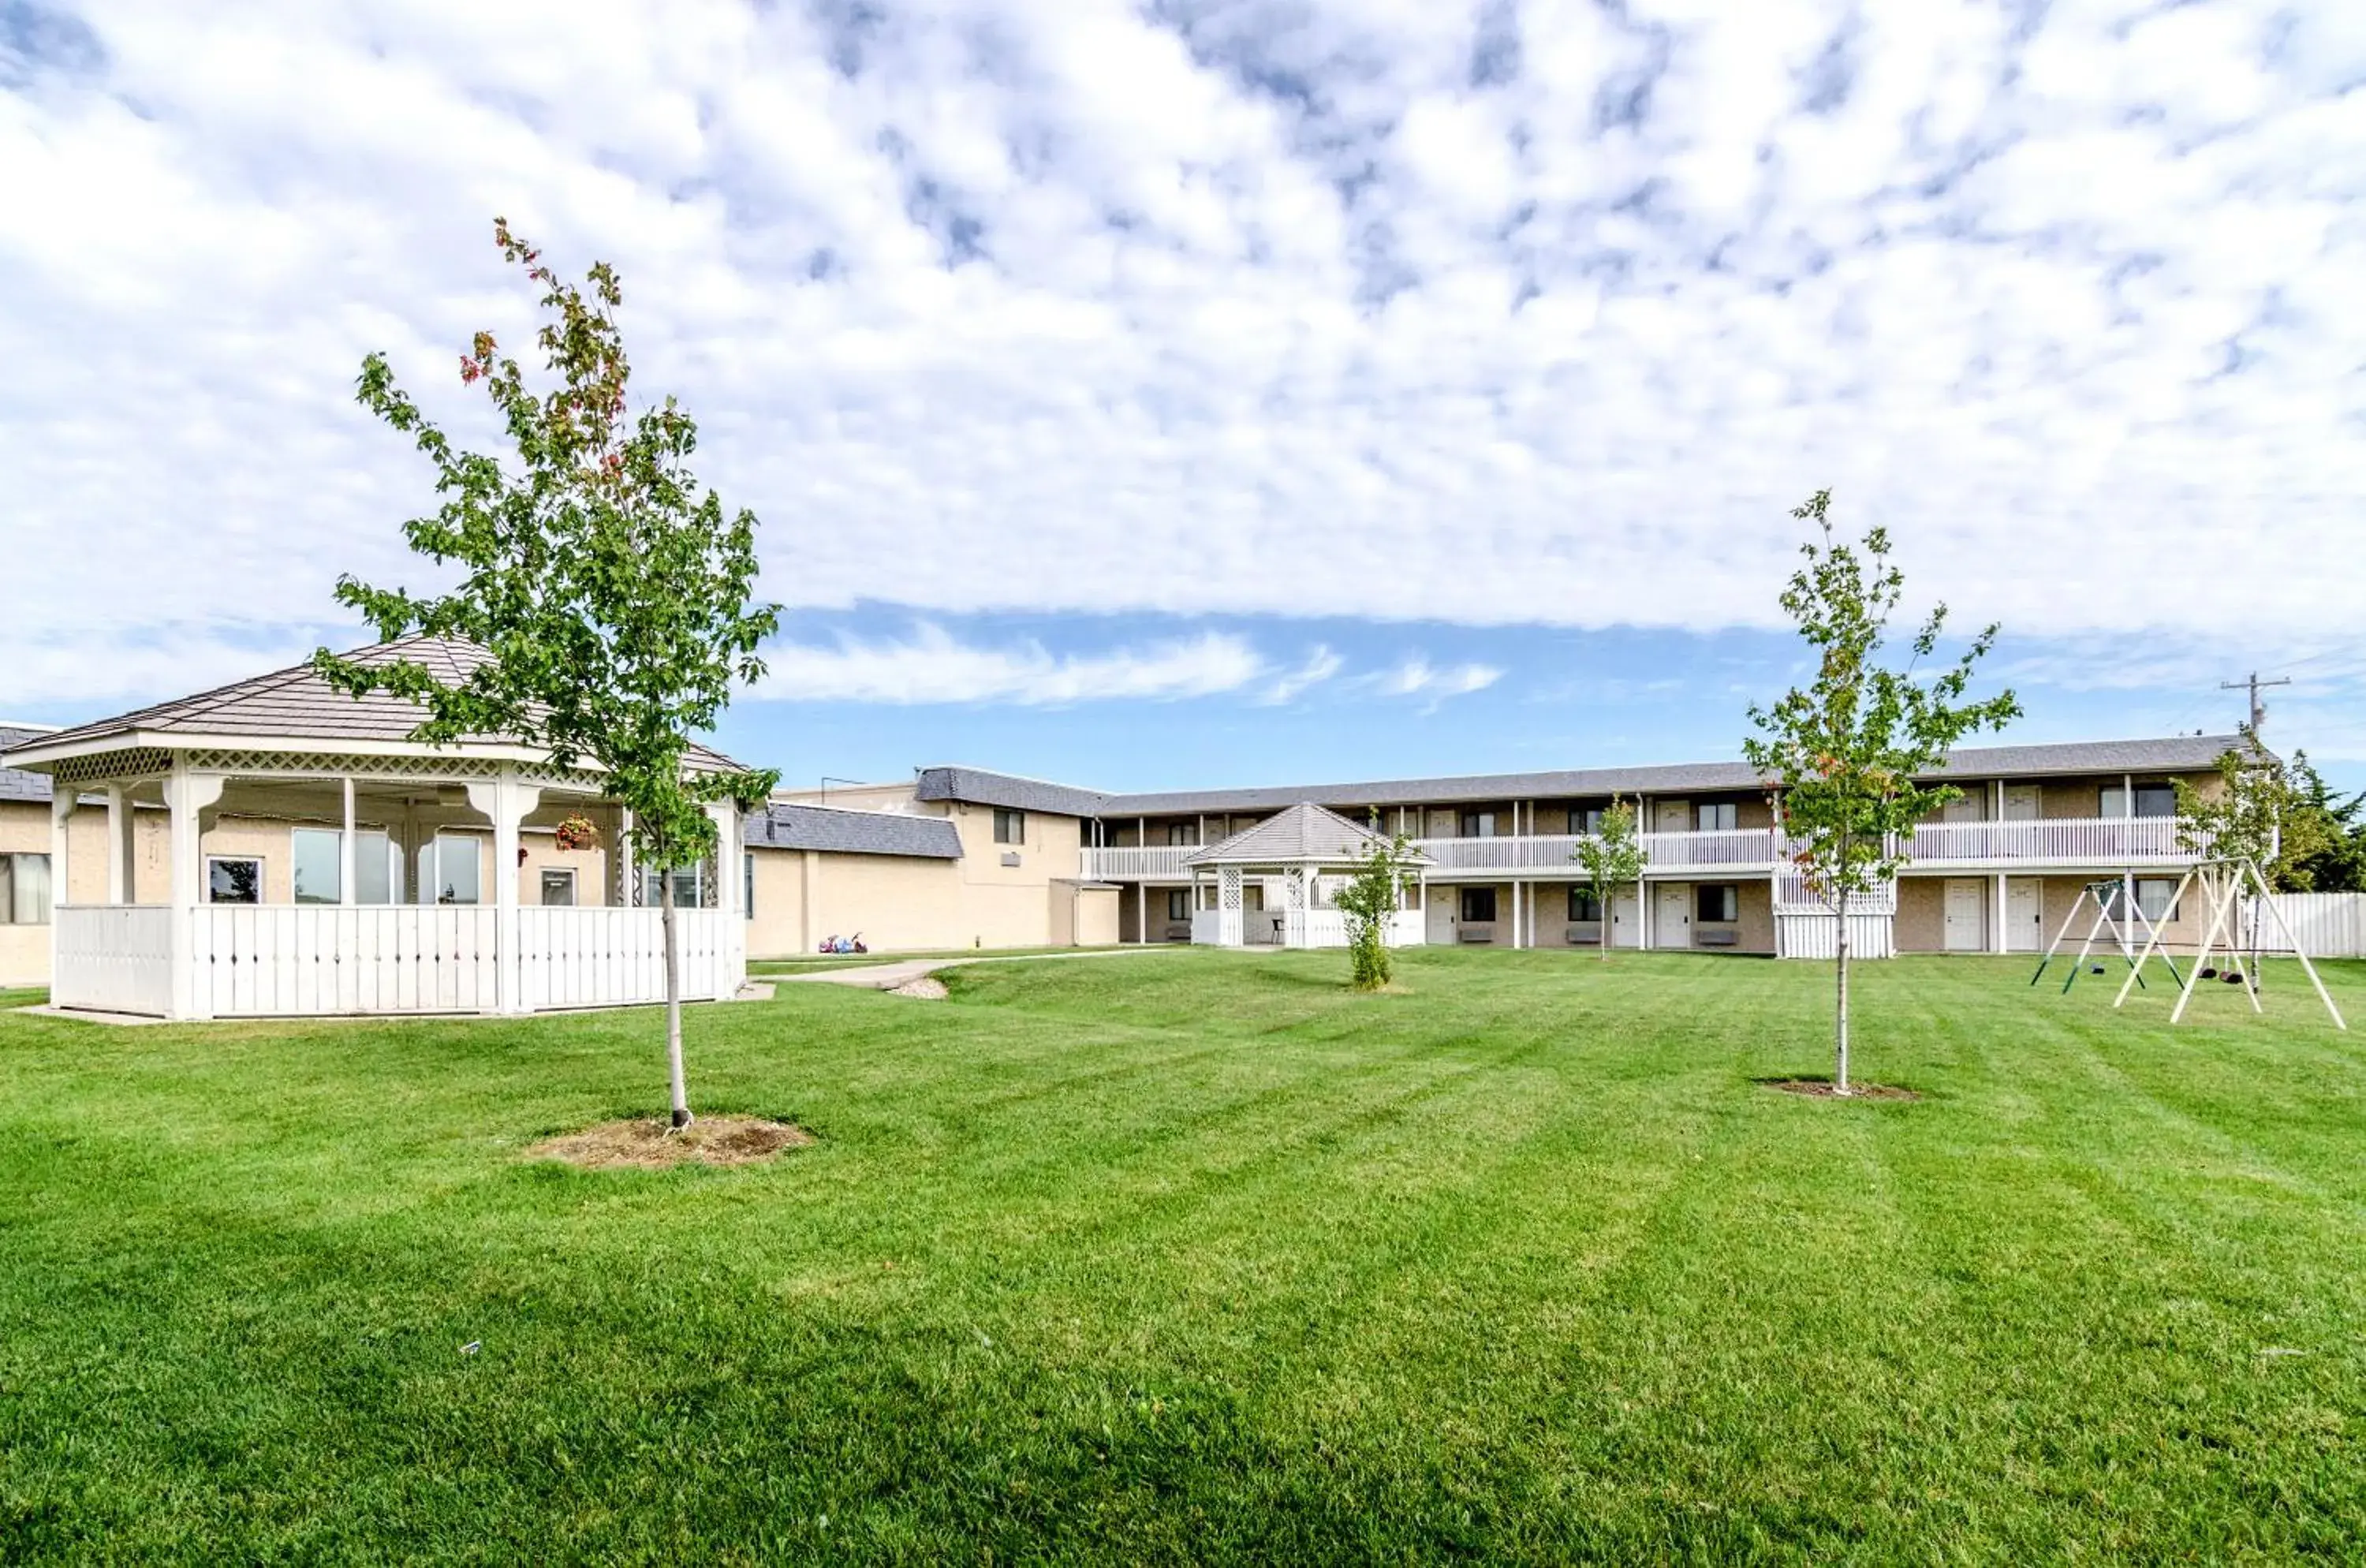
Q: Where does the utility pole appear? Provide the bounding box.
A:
[2220,672,2290,734]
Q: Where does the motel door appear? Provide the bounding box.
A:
[1943,879,1986,951]
[1654,884,1692,950]
[2006,878,2044,953]
[2002,785,2042,821]
[1610,890,1641,949]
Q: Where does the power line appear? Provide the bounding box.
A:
[2220,671,2291,734]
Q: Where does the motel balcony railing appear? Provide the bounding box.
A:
[1078,817,2198,883]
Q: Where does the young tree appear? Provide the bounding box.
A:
[1338,828,1418,991]
[1743,491,2019,1093]
[1571,796,1644,962]
[2174,729,2284,874]
[316,219,780,1129]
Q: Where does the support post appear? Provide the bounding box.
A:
[467,772,541,1016]
[102,784,133,905]
[164,767,226,1021]
[1992,872,2006,955]
[339,777,356,908]
[1137,881,1147,946]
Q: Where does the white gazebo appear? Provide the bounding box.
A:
[1185,803,1431,949]
[2,637,748,1020]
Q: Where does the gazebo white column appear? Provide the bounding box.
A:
[105,784,134,905]
[468,770,541,1015]
[165,765,225,1020]
[706,798,745,999]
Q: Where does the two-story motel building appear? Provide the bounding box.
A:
[1,641,2235,1014]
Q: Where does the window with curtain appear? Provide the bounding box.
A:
[1695,802,1738,832]
[0,853,51,924]
[1568,887,1603,922]
[1460,887,1498,922]
[1696,884,1740,923]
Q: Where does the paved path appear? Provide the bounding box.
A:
[774,946,1183,991]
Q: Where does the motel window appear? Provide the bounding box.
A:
[0,853,51,925]
[421,835,481,905]
[1460,887,1498,923]
[1697,884,1739,924]
[355,831,396,905]
[1568,887,1603,923]
[207,857,263,905]
[2100,784,2178,819]
[1577,807,1607,834]
[1459,811,1498,838]
[541,868,577,908]
[1695,802,1737,832]
[2135,878,2181,923]
[291,828,341,905]
[743,853,755,919]
[1166,823,1198,846]
[644,865,704,909]
[1166,890,1191,921]
[994,808,1025,846]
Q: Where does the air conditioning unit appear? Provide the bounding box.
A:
[1001,852,1022,868]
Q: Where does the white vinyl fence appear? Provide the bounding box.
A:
[198,905,501,1016]
[52,906,175,1017]
[518,906,732,1010]
[1774,910,1898,961]
[2256,894,2366,960]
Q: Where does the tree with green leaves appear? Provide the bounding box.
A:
[1337,828,1418,991]
[1572,796,1644,962]
[1743,491,2020,1093]
[316,218,780,1129]
[2272,751,2366,893]
[2174,729,2284,875]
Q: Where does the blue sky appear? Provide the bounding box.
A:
[2,1,2363,793]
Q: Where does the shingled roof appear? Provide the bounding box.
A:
[913,766,1110,818]
[0,726,56,804]
[745,801,962,860]
[1186,802,1433,868]
[1103,734,2251,816]
[3,638,748,774]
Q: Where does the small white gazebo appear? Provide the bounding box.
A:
[2,638,749,1021]
[1184,803,1431,949]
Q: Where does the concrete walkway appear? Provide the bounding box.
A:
[774,946,1184,991]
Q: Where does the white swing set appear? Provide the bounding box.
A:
[2028,876,2180,995]
[2110,857,2346,1030]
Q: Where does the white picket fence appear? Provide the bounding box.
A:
[52,904,737,1017]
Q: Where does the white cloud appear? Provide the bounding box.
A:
[754,624,1266,706]
[1261,645,1344,704]
[2,0,2364,711]
[1374,656,1503,703]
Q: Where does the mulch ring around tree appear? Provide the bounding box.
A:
[1760,1079,1923,1102]
[528,1116,815,1170]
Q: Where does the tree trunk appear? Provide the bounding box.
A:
[1834,887,1852,1094]
[662,865,691,1129]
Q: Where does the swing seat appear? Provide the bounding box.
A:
[2222,970,2245,984]
[2198,966,2218,980]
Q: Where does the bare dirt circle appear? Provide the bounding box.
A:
[1762,1080,1923,1102]
[528,1116,815,1170]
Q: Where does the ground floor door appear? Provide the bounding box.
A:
[1943,878,1986,951]
[1610,890,1640,949]
[2006,878,2043,952]
[1654,883,1692,950]
[1427,885,1457,946]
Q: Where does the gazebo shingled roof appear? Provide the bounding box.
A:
[7,637,749,775]
[1185,802,1434,868]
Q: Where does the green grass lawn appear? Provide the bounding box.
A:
[748,944,1116,974]
[5,950,2365,1562]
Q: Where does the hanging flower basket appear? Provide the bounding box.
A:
[554,814,599,852]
